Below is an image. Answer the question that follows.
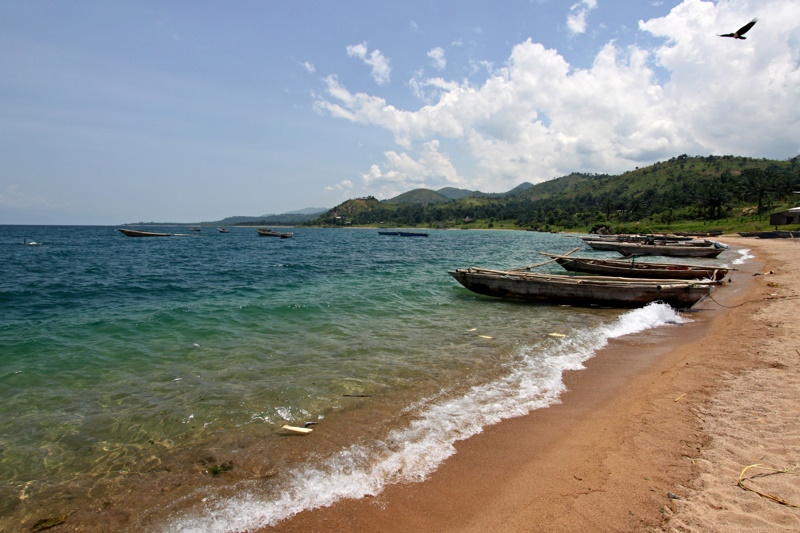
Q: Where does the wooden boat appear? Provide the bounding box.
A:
[448,268,713,308]
[582,234,693,243]
[256,228,293,238]
[582,239,725,258]
[752,231,800,239]
[118,228,171,237]
[189,227,201,232]
[378,230,429,237]
[675,230,723,237]
[540,253,729,281]
[218,228,230,233]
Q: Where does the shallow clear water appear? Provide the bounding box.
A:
[0,226,723,531]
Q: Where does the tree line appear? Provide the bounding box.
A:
[313,155,800,230]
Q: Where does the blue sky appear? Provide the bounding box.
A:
[2,0,799,224]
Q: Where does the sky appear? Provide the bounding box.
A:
[1,0,799,225]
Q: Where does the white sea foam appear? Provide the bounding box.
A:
[164,303,688,532]
[733,247,754,265]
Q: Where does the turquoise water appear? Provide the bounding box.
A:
[0,226,715,531]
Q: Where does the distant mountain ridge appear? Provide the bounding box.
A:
[202,208,328,226]
[385,183,534,204]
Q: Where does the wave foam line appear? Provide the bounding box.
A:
[164,303,688,532]
[733,247,754,265]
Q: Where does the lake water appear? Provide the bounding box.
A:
[0,226,739,531]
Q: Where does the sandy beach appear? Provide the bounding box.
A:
[266,237,800,532]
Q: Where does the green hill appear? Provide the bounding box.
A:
[386,189,450,204]
[312,155,800,232]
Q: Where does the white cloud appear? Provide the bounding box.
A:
[0,185,50,208]
[346,42,392,85]
[567,0,598,35]
[317,0,800,195]
[324,179,353,193]
[427,47,446,70]
[301,61,315,74]
[361,140,463,198]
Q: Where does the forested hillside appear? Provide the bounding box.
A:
[313,155,800,232]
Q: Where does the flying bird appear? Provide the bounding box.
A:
[718,18,757,39]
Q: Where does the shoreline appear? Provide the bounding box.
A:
[265,237,800,531]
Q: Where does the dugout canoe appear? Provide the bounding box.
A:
[256,228,293,238]
[118,228,171,237]
[448,268,713,308]
[540,253,729,281]
[582,239,725,258]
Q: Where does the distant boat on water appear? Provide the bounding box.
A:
[378,230,429,237]
[23,238,43,246]
[256,228,293,238]
[218,228,230,233]
[118,228,171,237]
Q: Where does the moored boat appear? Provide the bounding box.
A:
[582,234,694,243]
[118,228,171,237]
[256,228,293,238]
[582,239,725,258]
[448,268,713,308]
[540,253,729,281]
[752,230,800,239]
[398,231,429,237]
[218,228,230,233]
[378,231,399,236]
[189,227,201,232]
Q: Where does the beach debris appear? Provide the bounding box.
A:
[343,393,370,397]
[667,491,681,500]
[31,515,68,531]
[198,456,233,476]
[206,461,233,476]
[737,464,800,508]
[281,424,313,434]
[467,328,478,332]
[674,393,686,402]
[547,332,566,338]
[303,421,318,428]
[477,335,494,339]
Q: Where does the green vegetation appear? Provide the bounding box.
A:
[311,155,800,233]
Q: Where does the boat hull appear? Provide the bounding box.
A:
[544,254,728,281]
[118,229,171,237]
[256,228,293,238]
[583,240,724,258]
[449,269,712,308]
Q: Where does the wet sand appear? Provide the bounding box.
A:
[267,237,800,532]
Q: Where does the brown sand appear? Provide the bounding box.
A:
[265,237,800,532]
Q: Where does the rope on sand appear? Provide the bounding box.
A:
[737,464,800,508]
[707,292,751,308]
[707,292,800,308]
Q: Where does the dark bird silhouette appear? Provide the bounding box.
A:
[718,18,757,39]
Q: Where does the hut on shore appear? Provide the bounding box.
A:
[769,207,800,226]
